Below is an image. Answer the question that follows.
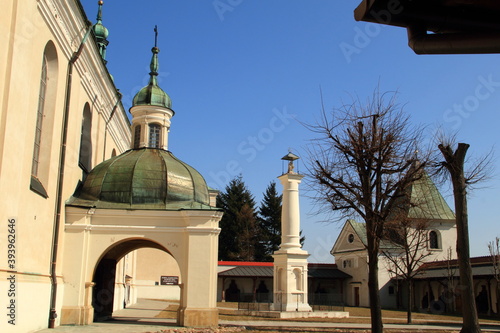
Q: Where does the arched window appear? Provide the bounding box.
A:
[30,41,58,197]
[429,230,440,249]
[79,103,92,174]
[133,125,141,148]
[31,54,47,178]
[148,123,161,148]
[111,149,117,157]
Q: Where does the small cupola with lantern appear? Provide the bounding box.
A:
[130,26,174,150]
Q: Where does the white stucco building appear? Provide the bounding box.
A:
[331,172,458,309]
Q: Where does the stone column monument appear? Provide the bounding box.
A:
[272,152,312,312]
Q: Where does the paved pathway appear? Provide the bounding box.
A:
[36,299,177,333]
[36,299,500,332]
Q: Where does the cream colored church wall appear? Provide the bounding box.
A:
[332,223,370,307]
[0,0,129,276]
[0,2,70,331]
[378,220,457,309]
[134,248,182,301]
[0,0,14,111]
[335,253,370,307]
[113,252,138,312]
[333,216,459,309]
[0,274,55,332]
[135,248,181,281]
[378,256,399,309]
[428,220,457,261]
[63,209,221,322]
[0,0,130,331]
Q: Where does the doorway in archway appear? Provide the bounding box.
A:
[92,238,180,322]
[93,258,117,320]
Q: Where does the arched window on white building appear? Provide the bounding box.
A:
[79,103,93,175]
[30,41,58,197]
[429,230,440,249]
[133,125,141,148]
[149,123,161,148]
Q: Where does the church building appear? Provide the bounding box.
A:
[331,171,458,309]
[0,1,221,331]
[330,170,499,316]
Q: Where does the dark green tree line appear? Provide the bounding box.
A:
[218,177,305,261]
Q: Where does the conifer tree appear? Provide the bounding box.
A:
[217,176,257,261]
[237,203,260,261]
[257,182,282,261]
[256,181,306,261]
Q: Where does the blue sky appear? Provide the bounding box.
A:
[81,0,500,262]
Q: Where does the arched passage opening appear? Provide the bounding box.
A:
[92,238,180,321]
[62,206,221,327]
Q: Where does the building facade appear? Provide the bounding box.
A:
[0,1,222,331]
[217,261,350,308]
[331,172,458,309]
[0,1,129,332]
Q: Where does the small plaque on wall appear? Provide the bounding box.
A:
[160,276,179,285]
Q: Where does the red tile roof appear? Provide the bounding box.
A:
[419,255,496,271]
[218,261,338,268]
[218,261,274,267]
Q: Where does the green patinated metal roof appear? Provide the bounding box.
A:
[92,2,108,39]
[394,171,455,221]
[67,148,216,210]
[92,1,109,63]
[333,172,454,252]
[132,46,172,109]
[133,84,172,109]
[93,23,108,40]
[348,220,398,250]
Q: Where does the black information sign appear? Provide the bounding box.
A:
[160,276,179,285]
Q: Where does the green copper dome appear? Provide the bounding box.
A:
[132,82,172,109]
[93,22,109,40]
[67,148,214,210]
[92,1,109,62]
[93,1,108,38]
[132,46,172,109]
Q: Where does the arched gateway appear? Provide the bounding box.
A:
[60,39,222,327]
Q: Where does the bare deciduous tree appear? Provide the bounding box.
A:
[382,218,433,324]
[306,90,429,333]
[444,247,457,313]
[488,237,500,318]
[436,140,493,333]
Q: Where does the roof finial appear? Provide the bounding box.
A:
[149,26,160,85]
[93,1,109,63]
[154,25,159,48]
[97,0,104,23]
[131,25,172,109]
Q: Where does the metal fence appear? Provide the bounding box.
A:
[236,293,344,312]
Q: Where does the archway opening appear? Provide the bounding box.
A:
[92,238,181,322]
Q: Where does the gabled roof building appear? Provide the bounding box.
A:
[331,172,458,309]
